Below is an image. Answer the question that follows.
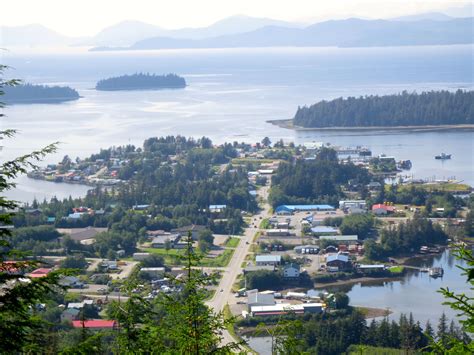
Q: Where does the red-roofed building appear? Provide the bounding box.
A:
[28,268,53,278]
[72,320,117,330]
[372,204,396,216]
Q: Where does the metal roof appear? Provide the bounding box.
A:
[256,255,281,262]
[319,235,358,241]
[326,254,350,263]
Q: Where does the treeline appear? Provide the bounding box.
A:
[96,73,186,91]
[269,147,371,207]
[239,310,470,354]
[364,217,448,260]
[2,83,79,104]
[293,90,474,127]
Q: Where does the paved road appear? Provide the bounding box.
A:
[206,185,272,347]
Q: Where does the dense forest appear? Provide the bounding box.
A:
[269,147,371,207]
[364,216,448,260]
[2,83,79,104]
[293,90,474,127]
[96,73,186,91]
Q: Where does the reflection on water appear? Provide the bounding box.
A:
[322,250,468,326]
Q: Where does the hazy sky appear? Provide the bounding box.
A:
[1,0,470,36]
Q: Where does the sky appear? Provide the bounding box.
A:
[0,0,471,36]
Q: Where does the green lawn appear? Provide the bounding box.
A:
[140,246,234,267]
[395,182,471,193]
[200,249,235,267]
[225,237,241,248]
[259,218,270,229]
[388,266,405,274]
[347,345,405,354]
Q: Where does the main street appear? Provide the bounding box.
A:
[206,184,272,347]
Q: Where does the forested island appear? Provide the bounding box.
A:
[2,83,79,104]
[95,73,186,91]
[291,90,474,128]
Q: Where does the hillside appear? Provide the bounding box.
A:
[92,17,473,50]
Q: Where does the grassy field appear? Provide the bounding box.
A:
[259,218,270,229]
[396,182,471,193]
[388,266,405,274]
[200,249,234,267]
[225,237,241,248]
[141,247,234,267]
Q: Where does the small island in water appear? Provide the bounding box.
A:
[95,73,186,91]
[270,90,474,130]
[3,83,80,104]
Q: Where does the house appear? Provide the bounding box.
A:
[250,303,323,317]
[132,204,150,210]
[24,208,42,216]
[283,263,300,278]
[151,234,181,248]
[61,308,80,322]
[310,226,339,235]
[319,235,359,244]
[59,276,84,288]
[275,204,335,215]
[209,205,227,213]
[257,169,274,175]
[247,289,275,310]
[72,320,117,330]
[140,267,166,278]
[28,268,53,278]
[171,224,207,240]
[265,229,290,237]
[255,255,281,266]
[339,200,367,211]
[326,254,351,271]
[372,204,395,215]
[133,252,151,261]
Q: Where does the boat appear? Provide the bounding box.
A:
[420,267,430,273]
[435,153,451,160]
[429,267,444,278]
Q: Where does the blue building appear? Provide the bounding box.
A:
[275,204,335,215]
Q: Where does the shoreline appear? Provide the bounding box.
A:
[267,119,474,133]
[313,275,404,289]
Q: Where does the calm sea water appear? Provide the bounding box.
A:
[2,45,473,202]
[247,250,470,354]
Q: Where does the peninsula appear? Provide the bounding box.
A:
[271,90,474,130]
[2,83,80,104]
[95,73,186,91]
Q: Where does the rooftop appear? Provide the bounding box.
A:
[319,235,358,241]
[326,254,350,263]
[72,320,117,329]
[256,255,281,263]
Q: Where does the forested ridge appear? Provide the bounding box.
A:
[293,90,474,127]
[96,73,186,91]
[2,83,79,103]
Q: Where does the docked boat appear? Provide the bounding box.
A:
[429,267,444,278]
[435,153,451,160]
[420,267,430,273]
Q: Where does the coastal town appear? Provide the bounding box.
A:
[4,136,472,352]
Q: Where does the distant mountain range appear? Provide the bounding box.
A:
[1,10,472,49]
[91,17,473,51]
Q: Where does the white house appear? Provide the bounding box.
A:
[283,263,300,278]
